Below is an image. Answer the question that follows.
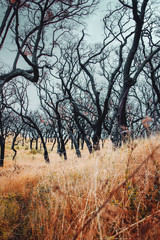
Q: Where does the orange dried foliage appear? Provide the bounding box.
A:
[24,50,32,56]
[142,115,152,128]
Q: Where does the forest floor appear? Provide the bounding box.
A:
[0,136,160,240]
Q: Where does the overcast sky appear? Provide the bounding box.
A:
[85,0,117,43]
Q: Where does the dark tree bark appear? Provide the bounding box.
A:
[69,131,81,157]
[81,136,84,150]
[11,132,21,160]
[118,0,149,134]
[30,138,33,150]
[35,137,38,150]
[0,135,5,167]
[0,106,5,167]
[51,138,56,151]
[71,140,74,150]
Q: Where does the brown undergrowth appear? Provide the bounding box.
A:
[0,136,160,239]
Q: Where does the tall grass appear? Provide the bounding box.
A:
[0,136,160,239]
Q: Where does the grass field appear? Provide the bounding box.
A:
[0,136,160,239]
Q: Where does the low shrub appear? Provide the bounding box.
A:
[25,146,29,150]
[30,148,37,155]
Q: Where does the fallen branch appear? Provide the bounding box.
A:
[108,209,160,239]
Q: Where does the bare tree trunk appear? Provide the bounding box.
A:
[81,136,84,150]
[0,135,5,167]
[70,133,81,157]
[11,132,20,160]
[71,138,74,150]
[118,0,149,142]
[35,137,38,150]
[30,138,33,150]
[51,138,56,151]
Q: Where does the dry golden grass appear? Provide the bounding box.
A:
[0,136,160,239]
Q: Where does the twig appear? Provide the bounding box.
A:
[108,209,160,239]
